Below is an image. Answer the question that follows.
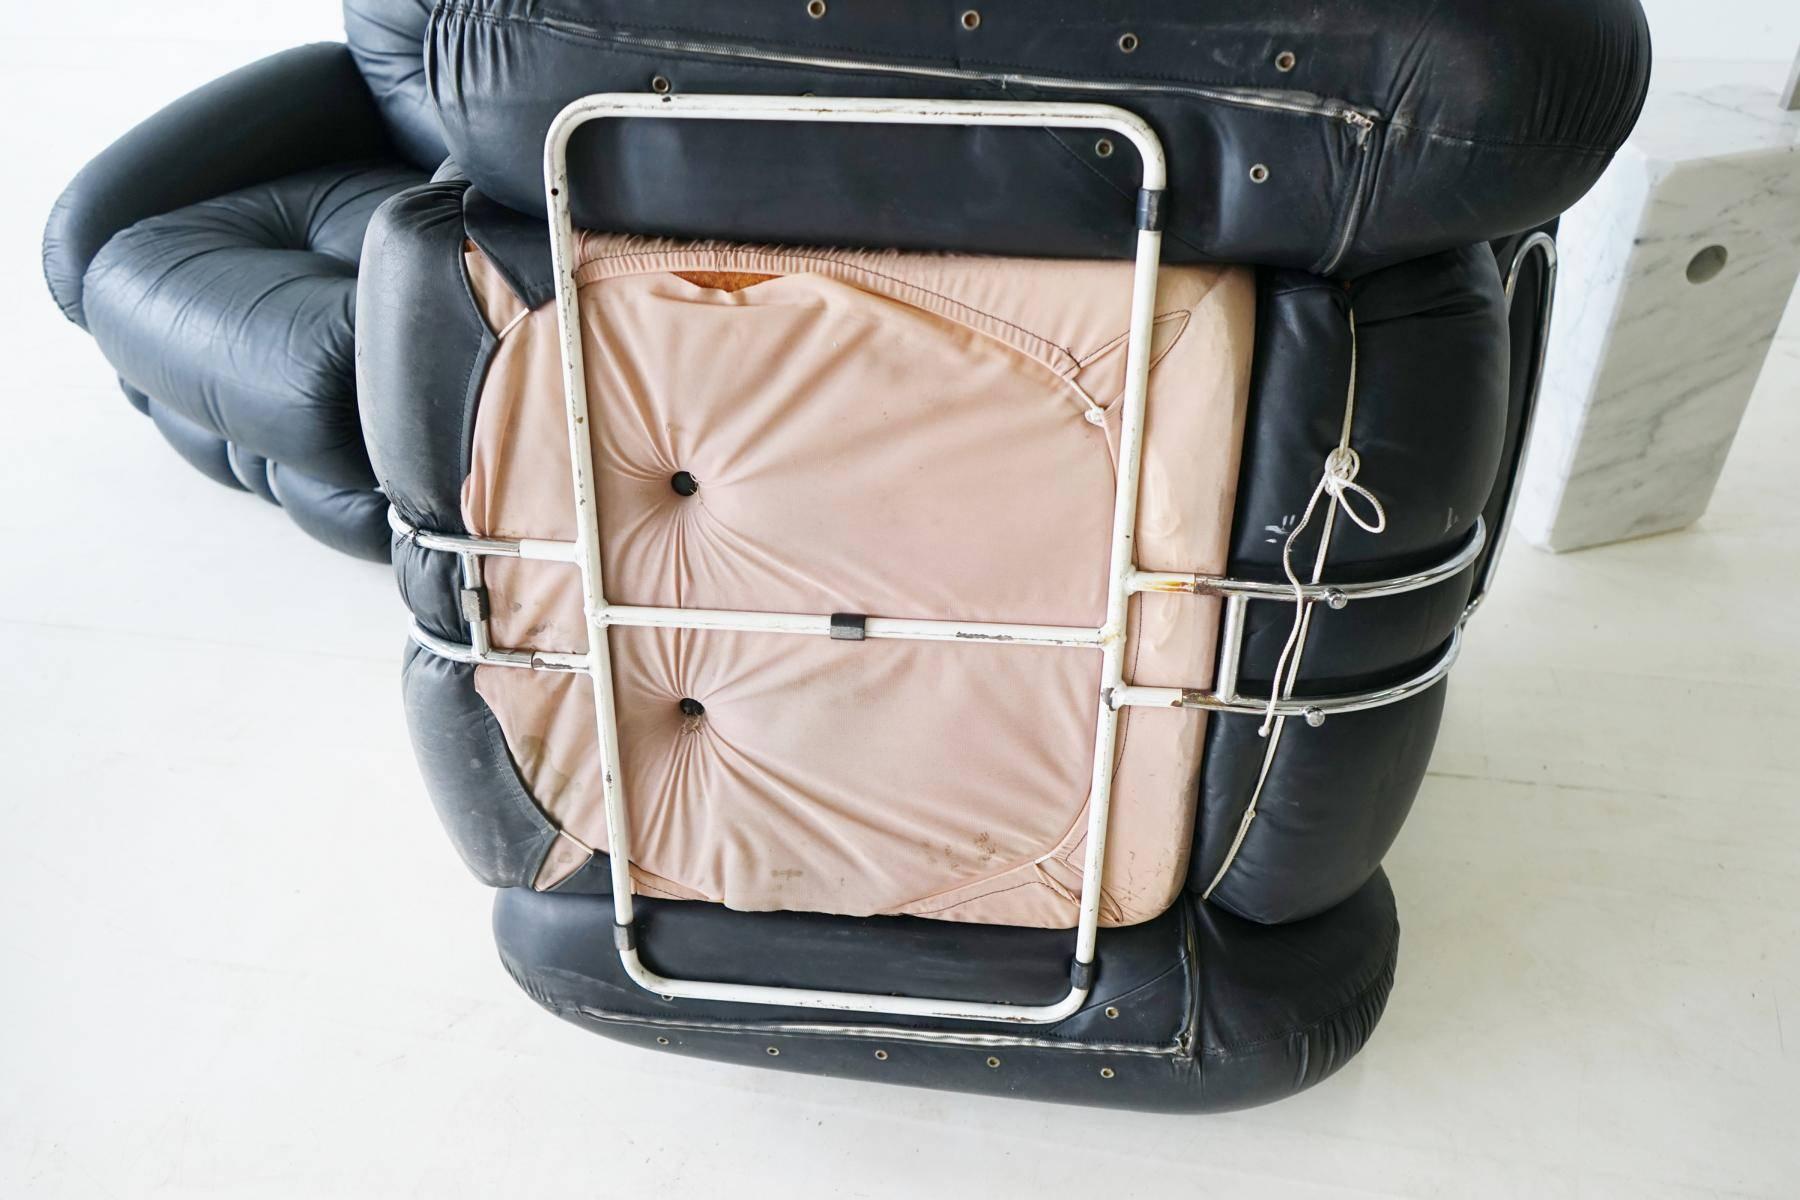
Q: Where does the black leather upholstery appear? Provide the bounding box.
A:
[85,162,419,493]
[428,0,1648,273]
[42,1,446,561]
[494,870,1399,1112]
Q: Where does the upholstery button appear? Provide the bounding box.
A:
[678,697,706,718]
[670,470,700,496]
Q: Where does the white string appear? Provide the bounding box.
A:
[1203,310,1388,900]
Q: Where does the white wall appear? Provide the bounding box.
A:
[1638,0,1799,63]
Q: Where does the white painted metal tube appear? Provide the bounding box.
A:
[600,605,1103,648]
[542,93,1167,1023]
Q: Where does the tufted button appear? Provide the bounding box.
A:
[678,697,706,718]
[670,470,700,497]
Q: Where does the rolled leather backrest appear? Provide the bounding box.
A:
[425,0,1649,274]
[344,0,448,170]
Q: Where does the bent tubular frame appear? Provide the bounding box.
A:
[1465,230,1559,617]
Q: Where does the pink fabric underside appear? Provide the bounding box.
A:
[463,232,1254,928]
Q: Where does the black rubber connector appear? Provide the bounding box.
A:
[670,470,700,496]
[679,697,706,718]
[1069,958,1097,990]
[829,613,868,641]
[613,921,636,951]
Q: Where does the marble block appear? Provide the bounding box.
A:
[1515,62,1800,553]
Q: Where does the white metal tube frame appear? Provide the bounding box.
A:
[539,92,1173,1023]
[390,92,1501,1024]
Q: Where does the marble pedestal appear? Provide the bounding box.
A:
[1515,61,1800,552]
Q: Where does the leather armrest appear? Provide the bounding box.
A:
[42,42,392,329]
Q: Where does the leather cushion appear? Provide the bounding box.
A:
[344,0,449,170]
[84,160,425,490]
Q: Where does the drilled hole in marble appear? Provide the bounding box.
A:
[1686,245,1728,285]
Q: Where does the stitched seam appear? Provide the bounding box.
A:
[573,246,1078,366]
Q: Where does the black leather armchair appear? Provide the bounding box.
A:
[42,1,444,561]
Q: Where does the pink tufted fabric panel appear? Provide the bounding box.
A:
[463,232,1254,928]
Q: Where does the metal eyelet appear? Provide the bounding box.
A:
[806,0,826,16]
[985,1056,1002,1068]
[655,1036,670,1045]
[1100,1067,1116,1079]
[1118,32,1139,53]
[960,10,981,30]
[1104,1005,1120,1019]
[873,1049,889,1061]
[766,1046,781,1056]
[650,75,672,95]
[1248,163,1270,184]
[1094,137,1114,158]
[1275,50,1297,72]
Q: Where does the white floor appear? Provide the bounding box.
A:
[2,10,1797,1198]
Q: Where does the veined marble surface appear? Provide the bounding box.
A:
[1515,61,1800,552]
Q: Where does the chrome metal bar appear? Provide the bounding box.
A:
[407,622,588,672]
[391,508,1484,614]
[1213,594,1248,705]
[1465,232,1558,618]
[1130,517,1484,603]
[396,501,1477,723]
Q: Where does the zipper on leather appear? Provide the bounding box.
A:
[565,25,1384,128]
[1318,111,1376,275]
[540,23,1383,270]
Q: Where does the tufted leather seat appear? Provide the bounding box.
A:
[42,1,443,561]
